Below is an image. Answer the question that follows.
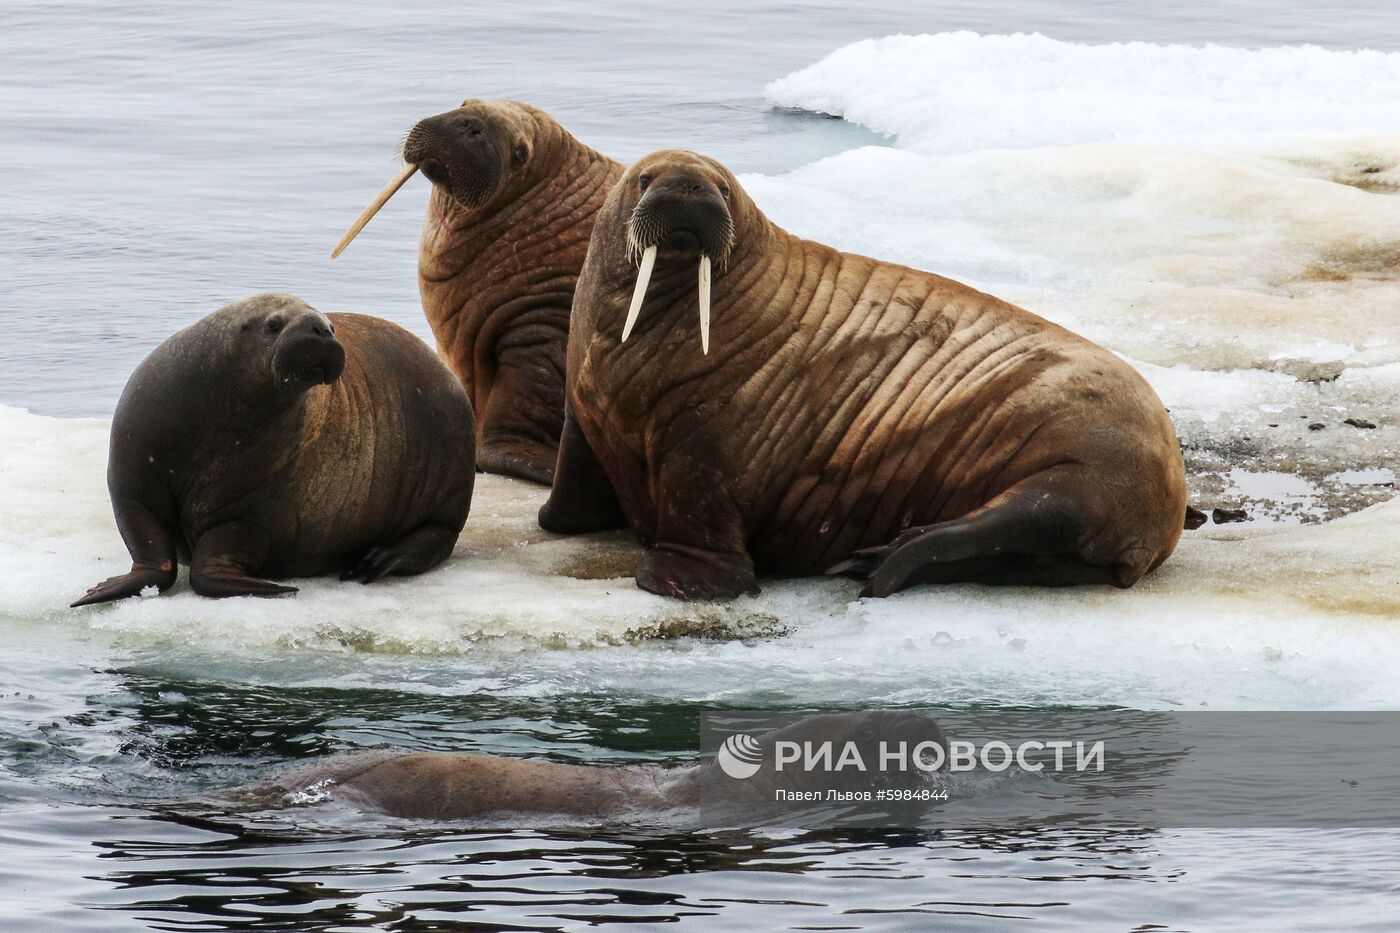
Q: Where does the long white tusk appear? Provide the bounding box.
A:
[621,245,657,342]
[698,254,711,355]
[330,163,418,259]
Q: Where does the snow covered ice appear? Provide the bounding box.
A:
[5,401,1398,711]
[762,32,1400,521]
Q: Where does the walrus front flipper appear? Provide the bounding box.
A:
[538,404,626,535]
[476,347,566,486]
[340,523,461,584]
[72,498,178,607]
[71,562,176,607]
[634,458,758,601]
[828,474,1122,598]
[189,521,297,599]
[636,545,759,602]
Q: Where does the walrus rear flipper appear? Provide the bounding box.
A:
[188,571,297,599]
[827,473,1124,598]
[189,521,297,599]
[340,523,462,584]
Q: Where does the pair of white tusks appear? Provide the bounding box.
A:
[621,246,711,355]
[330,163,419,259]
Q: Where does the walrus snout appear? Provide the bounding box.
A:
[417,157,450,188]
[626,180,734,263]
[620,172,735,355]
[402,109,507,211]
[273,318,345,387]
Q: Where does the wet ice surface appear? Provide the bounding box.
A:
[9,405,1398,713]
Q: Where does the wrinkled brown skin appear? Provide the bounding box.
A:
[409,99,623,484]
[256,711,944,821]
[72,293,475,605]
[539,150,1187,600]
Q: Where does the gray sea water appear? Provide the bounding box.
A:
[4,1,1400,930]
[6,0,1400,417]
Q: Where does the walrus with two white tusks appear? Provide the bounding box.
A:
[540,149,1187,600]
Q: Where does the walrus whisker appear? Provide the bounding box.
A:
[331,163,419,259]
[626,205,658,266]
[621,245,657,343]
[698,254,711,355]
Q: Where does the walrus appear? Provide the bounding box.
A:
[249,710,946,822]
[72,293,475,605]
[538,150,1187,599]
[332,100,623,485]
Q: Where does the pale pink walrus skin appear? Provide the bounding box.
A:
[539,149,1187,600]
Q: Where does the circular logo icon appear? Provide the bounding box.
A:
[716,733,764,779]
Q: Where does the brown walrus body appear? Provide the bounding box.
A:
[539,150,1187,599]
[339,100,622,484]
[73,293,475,605]
[255,711,945,822]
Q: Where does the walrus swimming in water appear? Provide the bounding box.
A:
[539,150,1187,599]
[72,293,475,605]
[253,711,946,822]
[332,100,623,485]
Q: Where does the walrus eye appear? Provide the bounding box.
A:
[719,184,731,200]
[266,319,284,335]
[638,174,652,192]
[512,144,528,166]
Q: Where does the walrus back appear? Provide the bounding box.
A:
[272,313,477,576]
[415,104,625,485]
[740,239,1188,580]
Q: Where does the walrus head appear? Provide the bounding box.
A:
[748,710,948,799]
[332,100,545,257]
[788,710,949,772]
[231,294,345,391]
[615,151,741,354]
[402,99,537,212]
[668,710,947,808]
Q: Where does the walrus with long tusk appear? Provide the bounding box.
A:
[538,150,1187,600]
[332,100,623,485]
[72,293,475,605]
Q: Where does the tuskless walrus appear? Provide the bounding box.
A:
[73,293,475,605]
[252,711,946,822]
[539,150,1187,599]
